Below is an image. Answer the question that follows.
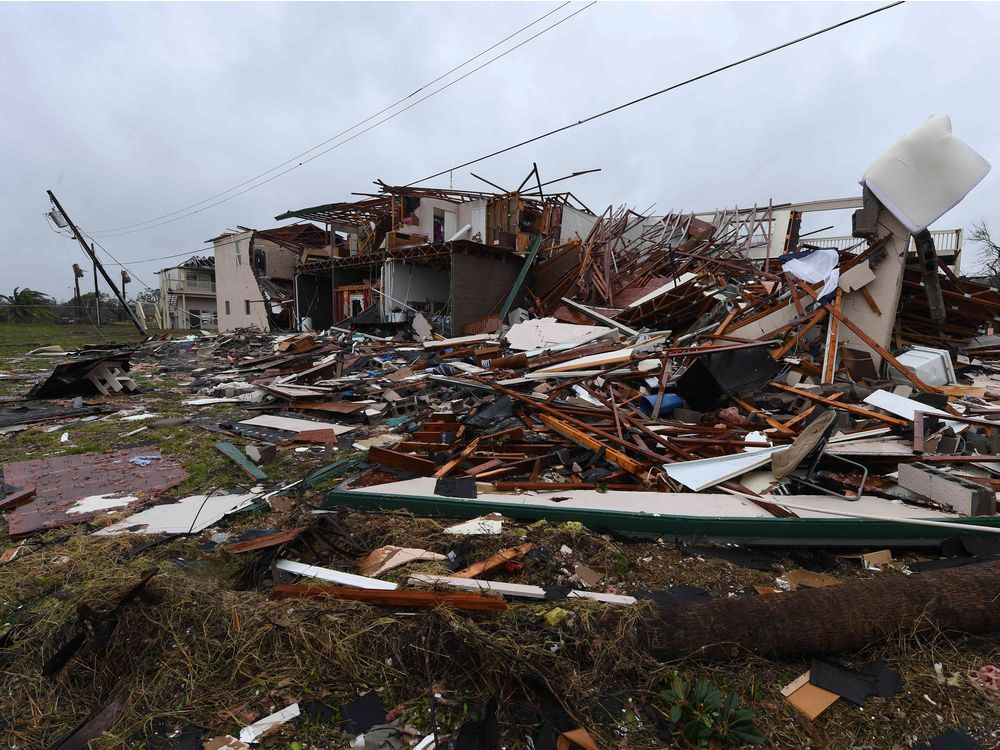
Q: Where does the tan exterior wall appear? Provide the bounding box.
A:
[214,231,270,332]
[253,237,299,281]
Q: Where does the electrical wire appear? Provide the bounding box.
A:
[80,231,156,292]
[406,1,904,186]
[87,1,585,237]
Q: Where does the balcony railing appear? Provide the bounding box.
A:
[167,279,216,294]
[808,229,963,256]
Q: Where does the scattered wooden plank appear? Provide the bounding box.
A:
[769,383,909,427]
[368,446,438,476]
[224,527,307,553]
[275,559,397,590]
[538,413,646,475]
[0,486,36,512]
[452,543,534,579]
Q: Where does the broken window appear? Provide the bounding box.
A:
[224,300,230,315]
[254,248,267,275]
[433,209,445,243]
[244,300,251,315]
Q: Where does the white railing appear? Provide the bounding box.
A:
[168,279,216,293]
[808,229,963,256]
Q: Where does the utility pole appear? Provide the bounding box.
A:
[92,247,101,326]
[72,263,84,319]
[121,269,131,323]
[47,190,146,335]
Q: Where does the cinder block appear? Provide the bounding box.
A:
[897,462,994,516]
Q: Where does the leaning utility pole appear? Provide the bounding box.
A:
[47,190,146,335]
[92,245,101,326]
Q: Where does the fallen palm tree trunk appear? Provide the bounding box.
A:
[642,561,1000,661]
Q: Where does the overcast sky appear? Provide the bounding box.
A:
[3,1,999,301]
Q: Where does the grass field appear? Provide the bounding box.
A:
[0,321,149,351]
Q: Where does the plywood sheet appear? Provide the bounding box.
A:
[3,449,186,535]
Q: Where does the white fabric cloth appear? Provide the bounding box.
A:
[862,114,990,234]
[782,247,840,299]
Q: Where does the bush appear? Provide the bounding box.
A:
[658,672,766,748]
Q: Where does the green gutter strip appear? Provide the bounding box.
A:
[323,487,1000,548]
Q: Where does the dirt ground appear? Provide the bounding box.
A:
[0,323,997,750]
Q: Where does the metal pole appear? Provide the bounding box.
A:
[47,190,146,334]
[92,250,101,326]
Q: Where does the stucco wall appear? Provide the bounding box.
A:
[254,237,299,281]
[214,231,269,332]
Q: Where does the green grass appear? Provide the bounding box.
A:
[0,321,149,351]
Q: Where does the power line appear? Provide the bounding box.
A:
[93,219,325,266]
[80,231,156,292]
[407,1,904,186]
[87,1,585,237]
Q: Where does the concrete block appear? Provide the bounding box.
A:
[897,462,994,516]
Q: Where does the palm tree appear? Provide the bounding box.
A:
[0,287,55,322]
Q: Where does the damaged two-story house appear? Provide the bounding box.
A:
[211,223,332,332]
[278,181,597,334]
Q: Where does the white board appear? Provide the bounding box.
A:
[238,414,357,435]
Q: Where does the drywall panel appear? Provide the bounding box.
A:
[382,261,449,315]
[559,206,598,243]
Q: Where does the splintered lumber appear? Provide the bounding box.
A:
[270,584,508,611]
[452,543,534,579]
[368,446,437,476]
[538,413,646,475]
[769,383,909,427]
[823,302,936,393]
[641,560,1000,661]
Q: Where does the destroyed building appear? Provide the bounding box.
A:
[281,182,597,333]
[211,223,331,332]
[6,116,1000,749]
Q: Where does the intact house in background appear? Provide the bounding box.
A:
[155,255,217,330]
[211,223,331,332]
[278,182,597,334]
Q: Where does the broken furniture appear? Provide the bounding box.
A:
[29,354,137,398]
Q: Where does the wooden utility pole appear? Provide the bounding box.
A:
[92,247,101,326]
[47,190,146,335]
[72,263,84,319]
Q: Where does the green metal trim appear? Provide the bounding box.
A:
[215,442,268,481]
[498,234,544,322]
[323,487,1000,548]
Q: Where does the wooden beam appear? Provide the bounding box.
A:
[538,413,647,475]
[821,289,843,384]
[452,543,534,579]
[823,302,936,393]
[769,382,909,427]
[368,446,437,476]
